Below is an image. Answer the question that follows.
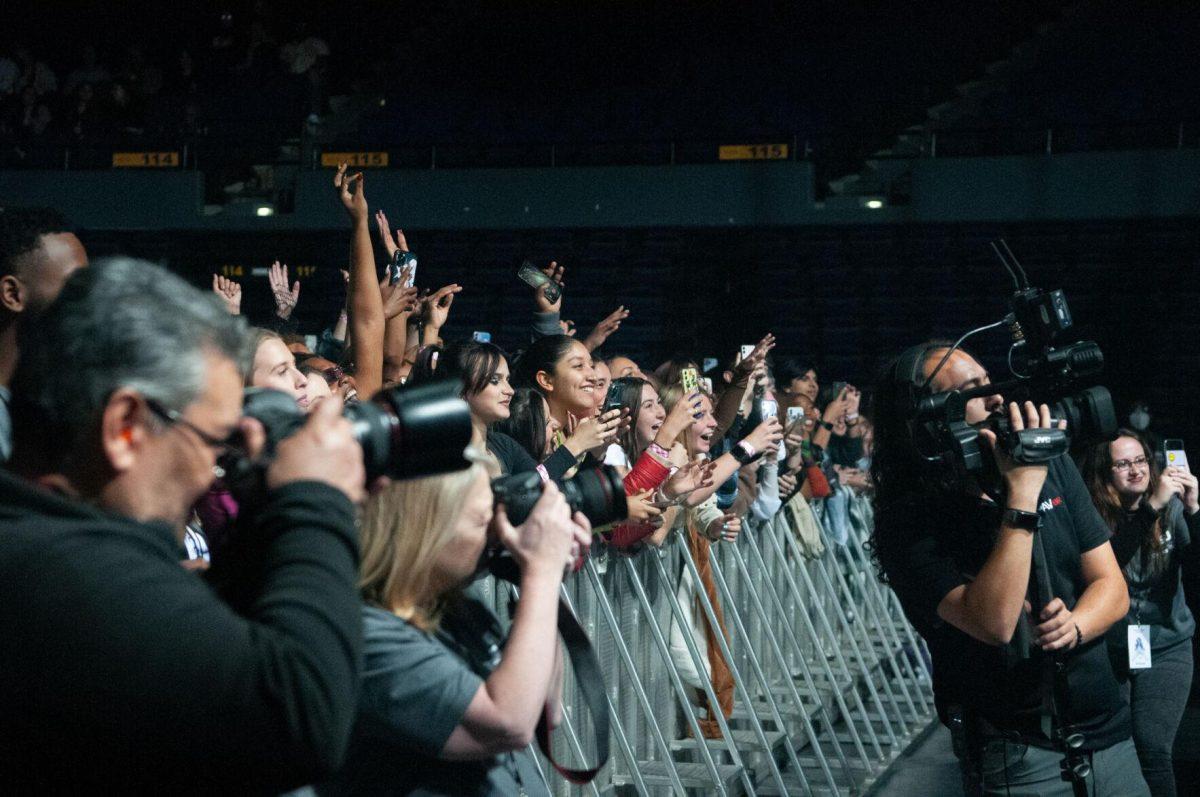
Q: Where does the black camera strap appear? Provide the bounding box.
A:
[489,557,610,785]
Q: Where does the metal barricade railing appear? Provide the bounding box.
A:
[490,483,937,796]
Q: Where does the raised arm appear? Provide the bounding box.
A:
[334,164,385,398]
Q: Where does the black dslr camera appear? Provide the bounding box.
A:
[901,241,1117,481]
[224,379,474,495]
[491,466,627,527]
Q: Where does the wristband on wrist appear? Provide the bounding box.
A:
[818,420,834,431]
[647,442,672,461]
[731,441,755,464]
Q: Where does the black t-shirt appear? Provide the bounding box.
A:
[876,455,1130,751]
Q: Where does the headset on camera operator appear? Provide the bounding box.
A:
[0,258,369,791]
[320,453,592,796]
[870,340,1147,796]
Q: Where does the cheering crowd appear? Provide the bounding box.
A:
[0,164,1195,796]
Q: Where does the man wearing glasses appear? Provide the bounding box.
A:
[0,258,368,791]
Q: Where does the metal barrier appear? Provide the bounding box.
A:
[489,482,936,796]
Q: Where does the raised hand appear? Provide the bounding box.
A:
[563,409,622,456]
[533,260,565,313]
[379,270,419,320]
[334,163,367,221]
[268,260,301,320]
[583,306,630,352]
[663,457,717,502]
[423,284,462,331]
[559,319,577,337]
[734,333,776,379]
[626,490,665,524]
[211,274,242,315]
[744,416,784,454]
[656,390,704,447]
[373,209,408,258]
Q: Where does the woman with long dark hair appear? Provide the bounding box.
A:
[1079,429,1200,797]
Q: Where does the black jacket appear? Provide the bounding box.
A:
[0,470,362,793]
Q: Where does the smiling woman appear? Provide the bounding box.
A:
[513,334,596,428]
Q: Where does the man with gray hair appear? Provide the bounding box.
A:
[0,258,369,790]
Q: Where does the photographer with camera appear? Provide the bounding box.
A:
[322,455,590,795]
[0,258,368,791]
[1079,430,1200,797]
[870,343,1146,796]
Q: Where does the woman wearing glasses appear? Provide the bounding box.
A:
[1080,429,1200,797]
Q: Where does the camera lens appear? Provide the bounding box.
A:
[560,467,627,528]
[353,379,474,481]
[491,466,628,528]
[240,380,473,484]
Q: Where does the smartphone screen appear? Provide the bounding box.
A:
[391,250,417,286]
[760,398,778,421]
[1165,439,1190,473]
[787,406,805,425]
[680,367,699,394]
[472,331,492,343]
[517,261,561,303]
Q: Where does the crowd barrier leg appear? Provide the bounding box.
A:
[768,519,904,755]
[843,525,934,685]
[826,543,925,724]
[737,521,877,779]
[811,550,917,741]
[667,530,811,795]
[751,519,890,769]
[707,534,850,794]
[842,527,933,710]
[575,562,679,795]
[648,541,788,795]
[623,554,751,795]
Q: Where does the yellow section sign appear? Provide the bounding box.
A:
[112,151,180,168]
[321,152,389,168]
[718,144,789,161]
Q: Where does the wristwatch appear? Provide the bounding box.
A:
[818,420,834,431]
[1001,507,1041,532]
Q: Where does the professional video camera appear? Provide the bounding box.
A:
[903,240,1117,482]
[225,379,474,493]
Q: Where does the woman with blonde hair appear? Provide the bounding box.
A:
[320,454,590,795]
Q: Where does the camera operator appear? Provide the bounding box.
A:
[321,454,590,795]
[0,206,89,461]
[870,343,1147,796]
[0,258,368,791]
